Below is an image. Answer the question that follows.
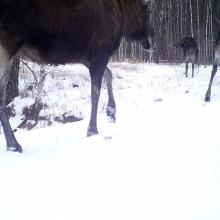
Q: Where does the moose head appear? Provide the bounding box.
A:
[140,0,156,52]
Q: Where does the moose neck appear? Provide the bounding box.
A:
[119,0,144,40]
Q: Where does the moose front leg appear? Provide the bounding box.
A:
[205,64,218,102]
[192,63,195,78]
[0,58,22,152]
[185,62,189,77]
[87,59,108,136]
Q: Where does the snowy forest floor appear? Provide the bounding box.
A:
[0,62,220,220]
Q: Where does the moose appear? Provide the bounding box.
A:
[205,31,220,102]
[175,37,199,78]
[0,0,156,152]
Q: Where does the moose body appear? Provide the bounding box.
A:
[205,31,220,102]
[176,37,199,78]
[0,0,155,152]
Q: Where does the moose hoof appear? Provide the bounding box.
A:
[106,107,116,123]
[7,144,23,153]
[87,129,98,137]
[205,96,211,102]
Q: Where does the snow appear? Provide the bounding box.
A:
[0,62,220,220]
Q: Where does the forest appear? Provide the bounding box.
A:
[112,0,220,65]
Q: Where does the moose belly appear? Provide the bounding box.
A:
[19,34,90,65]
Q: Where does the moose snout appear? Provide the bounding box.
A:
[149,37,157,52]
[141,36,156,53]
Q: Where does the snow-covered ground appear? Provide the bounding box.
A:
[0,62,220,220]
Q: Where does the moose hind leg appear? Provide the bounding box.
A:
[0,48,22,152]
[205,64,218,102]
[103,67,116,122]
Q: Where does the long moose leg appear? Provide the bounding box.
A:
[185,62,189,77]
[0,55,22,152]
[103,67,116,122]
[205,64,218,102]
[192,62,195,78]
[87,59,108,136]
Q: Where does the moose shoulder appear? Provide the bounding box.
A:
[0,0,155,153]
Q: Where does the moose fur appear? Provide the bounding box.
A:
[205,31,220,102]
[0,0,155,152]
[175,37,199,78]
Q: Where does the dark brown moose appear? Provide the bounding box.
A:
[175,37,199,78]
[0,0,156,152]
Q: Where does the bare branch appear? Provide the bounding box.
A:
[20,59,39,84]
[214,16,220,25]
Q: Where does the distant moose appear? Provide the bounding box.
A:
[175,37,199,78]
[205,31,220,102]
[0,0,156,152]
